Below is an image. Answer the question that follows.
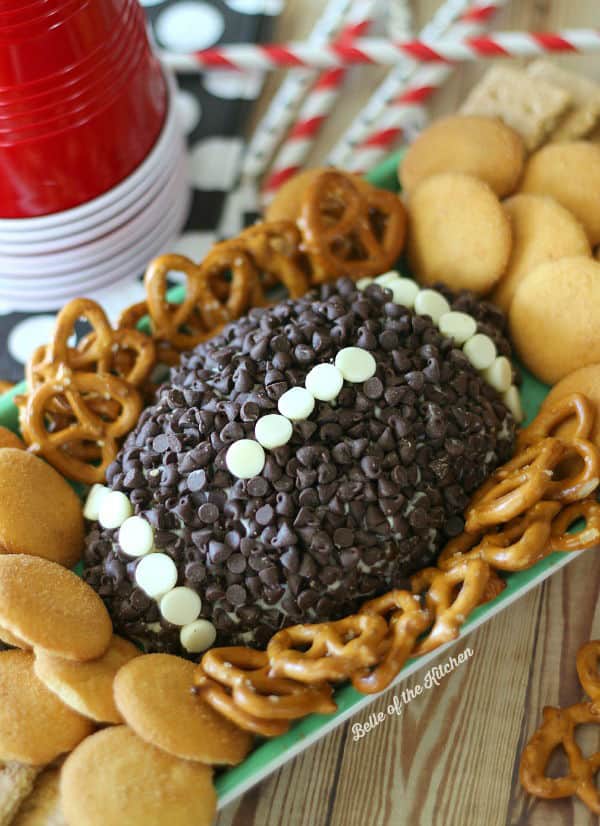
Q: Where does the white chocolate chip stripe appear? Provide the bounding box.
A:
[225,346,377,480]
[358,272,523,422]
[83,485,216,654]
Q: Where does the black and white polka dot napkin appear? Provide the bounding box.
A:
[0,0,280,384]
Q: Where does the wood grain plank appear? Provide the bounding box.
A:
[216,722,346,826]
[329,584,542,826]
[507,550,600,826]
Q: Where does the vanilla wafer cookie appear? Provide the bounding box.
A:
[34,636,140,724]
[519,142,600,246]
[0,651,93,765]
[113,654,252,764]
[0,556,112,662]
[0,449,83,567]
[400,115,524,197]
[492,194,591,312]
[509,256,600,383]
[407,172,511,294]
[60,727,217,826]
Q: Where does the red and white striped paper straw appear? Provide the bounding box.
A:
[388,0,414,40]
[161,29,600,72]
[327,0,481,169]
[339,1,509,173]
[239,0,356,182]
[262,0,375,199]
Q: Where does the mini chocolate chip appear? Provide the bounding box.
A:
[310,531,332,553]
[263,586,284,605]
[240,401,260,421]
[297,446,320,468]
[187,469,207,492]
[296,420,318,440]
[256,504,275,526]
[185,562,206,583]
[220,422,244,443]
[298,488,319,508]
[297,589,318,611]
[340,548,359,568]
[275,492,295,517]
[247,477,269,497]
[208,541,231,564]
[408,507,429,533]
[360,455,380,479]
[316,596,335,617]
[258,566,279,586]
[363,376,384,399]
[318,463,337,484]
[320,423,343,442]
[198,503,219,524]
[281,547,300,572]
[274,523,299,551]
[225,530,241,549]
[332,443,352,464]
[227,554,247,574]
[151,433,169,453]
[299,554,317,579]
[333,527,354,547]
[405,371,425,392]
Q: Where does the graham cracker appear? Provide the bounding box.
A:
[0,764,41,826]
[460,65,572,150]
[527,60,600,141]
[12,767,65,826]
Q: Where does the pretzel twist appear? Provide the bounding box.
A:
[21,370,142,485]
[238,221,310,297]
[143,253,233,353]
[193,673,291,738]
[576,641,600,705]
[16,298,152,483]
[299,171,407,283]
[518,393,596,449]
[479,570,507,605]
[465,438,567,532]
[199,647,336,720]
[551,499,600,552]
[520,703,600,813]
[267,614,389,684]
[29,298,155,391]
[544,438,600,503]
[352,591,431,694]
[411,559,491,655]
[440,502,562,573]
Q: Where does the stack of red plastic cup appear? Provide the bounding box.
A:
[0,0,189,309]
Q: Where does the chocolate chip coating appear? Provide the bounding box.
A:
[83,279,516,654]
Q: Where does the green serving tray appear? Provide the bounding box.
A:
[0,151,586,810]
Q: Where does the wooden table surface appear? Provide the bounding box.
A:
[218,3,600,825]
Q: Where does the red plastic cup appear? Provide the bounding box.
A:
[0,0,140,111]
[0,3,145,131]
[0,1,141,126]
[0,0,132,86]
[0,0,167,218]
